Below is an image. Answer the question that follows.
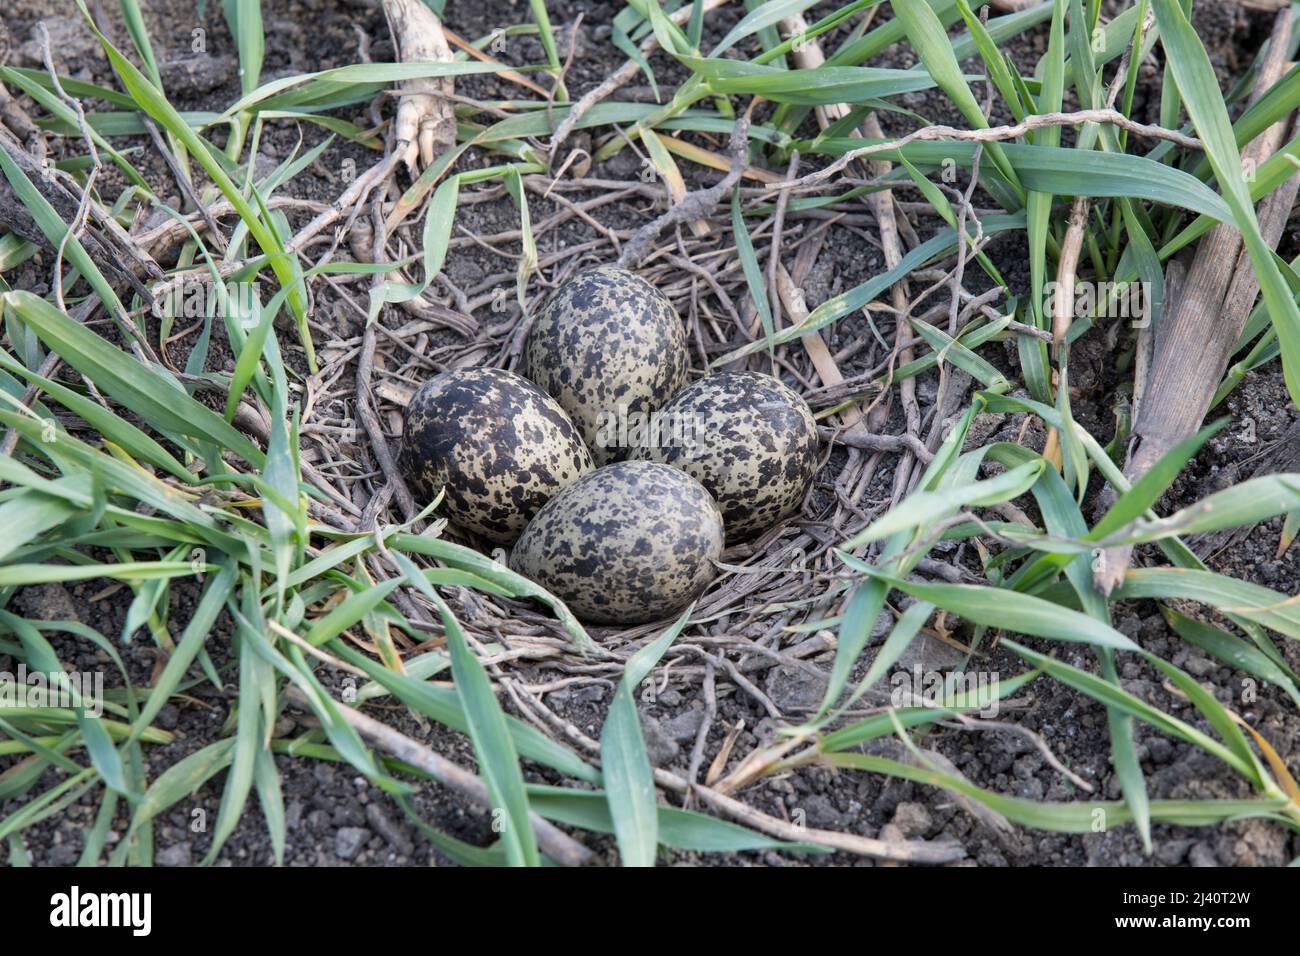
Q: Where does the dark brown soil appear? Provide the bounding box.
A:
[1,0,1298,868]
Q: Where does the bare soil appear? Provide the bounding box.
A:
[1,0,1297,867]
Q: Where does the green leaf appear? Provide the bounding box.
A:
[600,607,692,867]
[708,0,825,56]
[252,744,286,866]
[1088,420,1227,540]
[125,740,235,840]
[889,0,1020,193]
[829,751,1287,833]
[0,346,193,481]
[395,552,538,867]
[731,186,772,355]
[527,785,819,853]
[222,0,265,97]
[0,145,125,320]
[223,61,505,117]
[304,579,403,646]
[687,57,940,105]
[331,640,599,785]
[713,214,1026,365]
[4,290,264,466]
[74,0,313,366]
[391,533,594,653]
[1001,144,1232,222]
[1026,0,1064,344]
[820,668,1042,752]
[840,559,1141,652]
[1117,567,1300,642]
[843,459,1042,548]
[1005,640,1258,780]
[1162,606,1300,707]
[202,635,266,864]
[953,0,1025,121]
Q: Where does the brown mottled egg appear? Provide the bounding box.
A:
[398,367,593,544]
[509,461,723,625]
[630,371,818,543]
[523,266,689,465]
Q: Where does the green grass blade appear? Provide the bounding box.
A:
[600,608,692,866]
[222,0,265,97]
[527,784,820,853]
[4,290,264,466]
[890,0,1020,194]
[841,559,1140,652]
[395,552,539,867]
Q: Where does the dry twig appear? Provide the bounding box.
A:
[776,109,1203,194]
[284,688,594,866]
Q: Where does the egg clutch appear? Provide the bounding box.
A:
[397,266,819,625]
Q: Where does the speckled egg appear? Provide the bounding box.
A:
[523,266,689,465]
[399,367,593,544]
[509,461,723,625]
[630,371,818,542]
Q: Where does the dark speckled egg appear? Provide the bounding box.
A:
[399,367,593,544]
[630,371,818,543]
[509,461,723,625]
[523,266,689,466]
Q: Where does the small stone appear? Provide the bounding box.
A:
[159,54,236,96]
[17,582,81,623]
[335,827,370,861]
[365,803,413,856]
[798,794,843,829]
[1154,839,1191,866]
[1147,737,1173,764]
[18,18,100,69]
[543,689,571,710]
[1016,777,1045,801]
[964,411,1006,448]
[332,803,365,828]
[155,842,192,867]
[976,847,1009,867]
[1188,842,1219,867]
[890,801,932,839]
[252,150,279,182]
[764,664,829,714]
[638,714,680,766]
[894,633,966,672]
[46,843,78,866]
[1184,656,1216,678]
[154,704,180,731]
[1218,819,1288,866]
[1012,755,1038,780]
[573,685,607,706]
[659,708,705,743]
[878,822,907,844]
